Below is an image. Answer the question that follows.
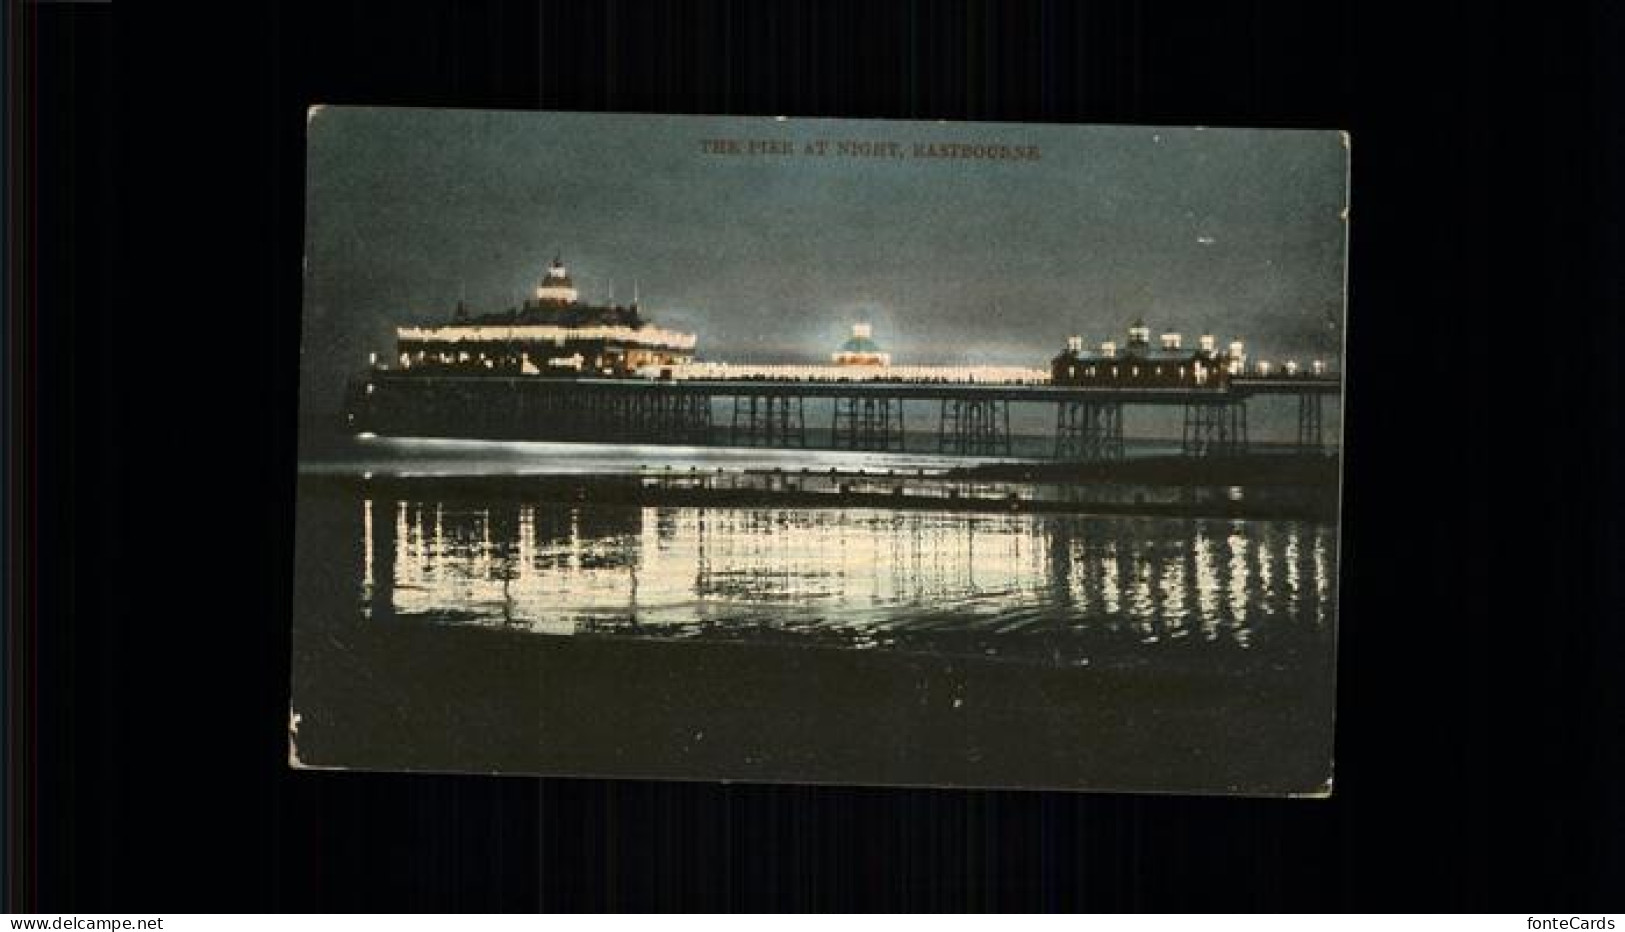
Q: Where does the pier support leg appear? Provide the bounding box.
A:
[542,385,604,441]
[1296,393,1324,455]
[633,390,681,443]
[606,391,634,442]
[1054,400,1124,461]
[832,396,906,451]
[938,398,1012,456]
[729,395,806,448]
[729,396,752,447]
[604,389,713,445]
[684,394,713,444]
[396,381,711,445]
[1182,399,1249,457]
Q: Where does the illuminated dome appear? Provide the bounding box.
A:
[832,322,891,366]
[534,256,580,304]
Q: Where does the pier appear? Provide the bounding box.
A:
[353,306,1341,460]
[349,370,1340,460]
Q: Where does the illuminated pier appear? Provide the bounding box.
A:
[351,260,1340,459]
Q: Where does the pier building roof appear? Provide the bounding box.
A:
[832,322,892,366]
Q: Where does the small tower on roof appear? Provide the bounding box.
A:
[1127,318,1152,352]
[535,255,580,305]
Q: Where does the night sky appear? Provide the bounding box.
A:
[301,107,1348,427]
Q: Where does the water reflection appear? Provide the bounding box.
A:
[361,498,1336,668]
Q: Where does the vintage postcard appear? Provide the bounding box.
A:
[291,108,1347,794]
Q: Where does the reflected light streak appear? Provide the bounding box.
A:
[1314,529,1331,628]
[1194,527,1220,638]
[361,499,374,597]
[1101,540,1122,616]
[1285,527,1302,617]
[1228,526,1251,642]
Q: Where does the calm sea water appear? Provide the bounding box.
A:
[348,496,1335,672]
[292,435,1340,789]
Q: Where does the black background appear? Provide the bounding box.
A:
[33,0,1623,911]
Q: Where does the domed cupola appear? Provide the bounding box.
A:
[832,322,892,367]
[535,255,580,305]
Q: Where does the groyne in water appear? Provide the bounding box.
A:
[303,464,1339,522]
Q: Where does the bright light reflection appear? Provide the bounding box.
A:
[366,502,1334,661]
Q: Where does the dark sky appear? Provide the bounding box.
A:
[301,107,1347,412]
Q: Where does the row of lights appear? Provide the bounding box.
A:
[396,324,700,351]
[667,363,1051,385]
[1065,333,1244,359]
[1253,359,1328,377]
[1066,362,1218,383]
[373,351,1329,379]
